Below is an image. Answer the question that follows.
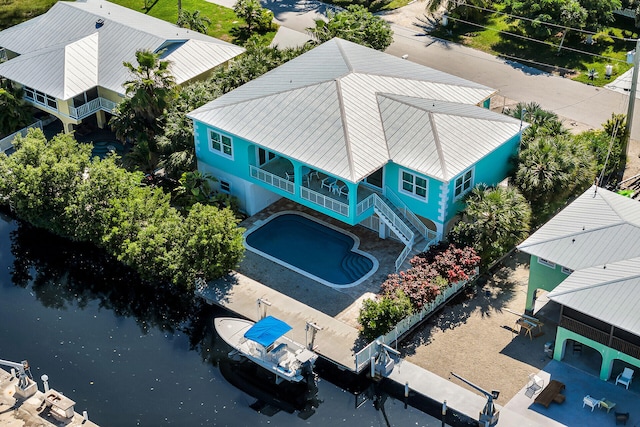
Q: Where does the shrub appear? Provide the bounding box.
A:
[358,290,412,342]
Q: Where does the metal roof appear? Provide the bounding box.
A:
[519,186,640,330]
[189,38,522,183]
[548,258,640,336]
[0,0,244,99]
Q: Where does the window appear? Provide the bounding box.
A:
[220,180,231,194]
[400,170,428,200]
[561,266,574,275]
[209,130,232,157]
[454,168,473,199]
[23,86,57,110]
[257,147,275,166]
[538,258,556,269]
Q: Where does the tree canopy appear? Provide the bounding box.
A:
[0,129,244,288]
[307,5,393,51]
[0,83,32,137]
[449,186,531,265]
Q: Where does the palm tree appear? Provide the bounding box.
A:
[177,10,212,34]
[514,136,595,209]
[449,185,531,265]
[109,50,176,150]
[0,86,31,137]
[504,102,569,148]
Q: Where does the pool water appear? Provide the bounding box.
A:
[244,212,378,287]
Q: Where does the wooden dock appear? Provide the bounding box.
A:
[197,272,364,372]
[0,367,100,427]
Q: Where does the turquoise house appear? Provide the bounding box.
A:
[518,186,640,383]
[188,38,525,269]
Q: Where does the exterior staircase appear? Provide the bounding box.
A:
[372,189,439,272]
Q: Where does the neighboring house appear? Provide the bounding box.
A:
[518,185,640,381]
[0,0,244,134]
[188,38,526,269]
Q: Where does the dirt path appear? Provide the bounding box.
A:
[399,251,557,403]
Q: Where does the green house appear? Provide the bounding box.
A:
[518,185,640,382]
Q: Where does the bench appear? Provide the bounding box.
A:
[534,380,566,408]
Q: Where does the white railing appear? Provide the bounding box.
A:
[354,272,477,372]
[371,194,413,246]
[301,186,349,216]
[0,120,42,153]
[384,187,431,239]
[250,165,295,194]
[69,97,118,119]
[356,194,375,216]
[395,245,413,272]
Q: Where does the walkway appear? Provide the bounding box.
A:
[197,271,364,372]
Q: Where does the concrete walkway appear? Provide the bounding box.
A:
[197,272,364,372]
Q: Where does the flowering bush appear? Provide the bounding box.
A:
[378,244,480,311]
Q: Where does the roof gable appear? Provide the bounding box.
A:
[0,0,244,99]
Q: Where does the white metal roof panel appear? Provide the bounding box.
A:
[0,0,243,99]
[63,33,99,99]
[548,258,640,336]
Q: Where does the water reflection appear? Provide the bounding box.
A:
[0,212,439,426]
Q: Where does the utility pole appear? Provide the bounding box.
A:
[625,38,640,160]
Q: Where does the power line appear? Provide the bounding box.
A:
[446,15,629,65]
[455,3,636,43]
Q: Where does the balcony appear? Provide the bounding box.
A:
[249,157,376,217]
[69,97,118,120]
[560,315,640,359]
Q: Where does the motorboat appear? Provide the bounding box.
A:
[215,316,318,383]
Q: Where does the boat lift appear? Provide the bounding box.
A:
[450,372,499,427]
[0,358,37,398]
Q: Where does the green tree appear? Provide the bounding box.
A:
[0,129,93,235]
[109,50,176,149]
[233,0,273,34]
[504,102,569,148]
[514,136,595,211]
[177,9,212,33]
[0,84,32,137]
[0,129,245,288]
[307,5,393,51]
[449,186,531,265]
[358,290,412,341]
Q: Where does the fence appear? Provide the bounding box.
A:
[354,271,477,372]
[0,120,43,153]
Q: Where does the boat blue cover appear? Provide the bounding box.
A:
[244,316,292,347]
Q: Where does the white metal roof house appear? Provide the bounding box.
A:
[0,0,244,133]
[188,38,526,271]
[518,185,640,382]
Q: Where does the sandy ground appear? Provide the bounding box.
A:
[398,251,558,404]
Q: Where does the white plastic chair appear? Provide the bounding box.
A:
[616,367,634,389]
[582,395,601,411]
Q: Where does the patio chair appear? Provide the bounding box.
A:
[615,412,630,425]
[583,395,601,411]
[525,374,544,398]
[321,177,337,191]
[616,367,634,389]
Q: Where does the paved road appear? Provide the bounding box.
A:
[386,24,635,137]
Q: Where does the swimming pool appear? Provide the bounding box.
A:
[244,212,378,288]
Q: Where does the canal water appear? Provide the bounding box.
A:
[0,213,441,426]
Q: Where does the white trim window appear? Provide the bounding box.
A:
[209,130,233,158]
[454,168,473,199]
[24,86,57,110]
[538,258,556,269]
[400,170,428,200]
[561,266,574,275]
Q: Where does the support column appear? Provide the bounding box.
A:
[96,110,106,129]
[64,121,75,134]
[378,222,386,239]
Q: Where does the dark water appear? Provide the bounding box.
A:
[0,213,440,426]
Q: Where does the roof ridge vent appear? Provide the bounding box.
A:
[95,19,104,29]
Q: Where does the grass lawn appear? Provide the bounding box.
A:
[430,6,636,87]
[0,0,57,30]
[1,0,275,45]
